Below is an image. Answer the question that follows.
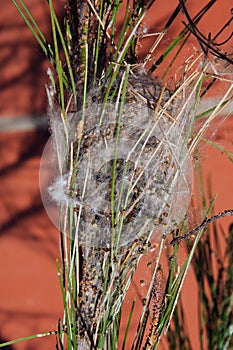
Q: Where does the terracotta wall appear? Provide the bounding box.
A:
[0,1,232,349]
[0,1,64,349]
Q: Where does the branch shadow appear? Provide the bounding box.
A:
[0,0,65,115]
[0,130,58,261]
[0,336,14,350]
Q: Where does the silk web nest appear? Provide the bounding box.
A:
[45,69,194,248]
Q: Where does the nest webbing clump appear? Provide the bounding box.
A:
[45,69,194,348]
[64,70,193,249]
[63,70,194,348]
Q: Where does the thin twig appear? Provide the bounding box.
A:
[170,209,233,245]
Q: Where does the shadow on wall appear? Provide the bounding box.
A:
[0,0,65,116]
[0,338,14,350]
[0,130,58,261]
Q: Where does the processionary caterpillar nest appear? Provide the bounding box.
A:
[42,69,194,248]
[40,68,195,348]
